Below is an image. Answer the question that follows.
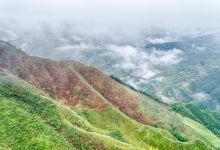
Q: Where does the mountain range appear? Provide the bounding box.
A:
[0,40,220,149]
[1,26,220,112]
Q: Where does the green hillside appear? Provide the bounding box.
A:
[181,116,220,149]
[0,71,212,150]
[0,40,219,149]
[172,103,220,137]
[111,75,220,149]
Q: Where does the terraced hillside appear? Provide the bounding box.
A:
[143,33,220,110]
[0,40,219,149]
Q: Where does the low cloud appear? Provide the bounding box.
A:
[108,45,183,69]
[154,77,164,82]
[191,44,206,51]
[106,44,183,86]
[193,92,210,102]
[216,105,220,113]
[146,37,178,44]
[107,45,138,68]
[146,48,183,65]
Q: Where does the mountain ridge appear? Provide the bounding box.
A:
[0,40,151,124]
[0,40,219,149]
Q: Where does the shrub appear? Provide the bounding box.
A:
[169,127,189,142]
[107,130,125,142]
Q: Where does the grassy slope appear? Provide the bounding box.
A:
[73,107,209,150]
[111,75,220,148]
[0,41,216,138]
[180,116,220,148]
[137,94,200,142]
[76,65,202,143]
[0,41,218,149]
[73,62,151,124]
[0,41,150,125]
[0,72,131,150]
[172,103,220,137]
[0,72,209,150]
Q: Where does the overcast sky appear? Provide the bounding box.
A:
[0,0,220,31]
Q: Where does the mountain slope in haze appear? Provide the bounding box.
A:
[0,40,151,124]
[0,71,211,150]
[0,40,200,131]
[142,33,220,110]
[0,40,219,149]
[1,25,220,112]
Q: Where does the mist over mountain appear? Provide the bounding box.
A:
[1,39,220,149]
[1,21,220,110]
[1,0,220,149]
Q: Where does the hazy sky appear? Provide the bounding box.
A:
[0,0,220,31]
[1,0,220,105]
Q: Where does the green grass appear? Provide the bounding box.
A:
[73,107,209,150]
[172,103,220,137]
[0,73,131,149]
[137,94,186,131]
[111,75,204,141]
[0,72,212,149]
[180,116,220,149]
[0,97,73,150]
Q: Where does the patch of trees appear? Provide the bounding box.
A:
[169,127,189,142]
[172,103,220,137]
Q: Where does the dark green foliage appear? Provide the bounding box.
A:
[107,131,125,142]
[151,123,161,128]
[171,104,200,122]
[169,127,189,142]
[172,103,220,137]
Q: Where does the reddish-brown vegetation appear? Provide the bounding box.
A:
[0,46,109,108]
[73,63,152,124]
[0,43,152,124]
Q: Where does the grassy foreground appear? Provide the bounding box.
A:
[0,72,211,149]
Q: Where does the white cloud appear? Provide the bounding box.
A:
[160,95,175,103]
[0,0,220,34]
[133,68,157,80]
[142,48,183,65]
[106,44,183,81]
[156,49,183,65]
[108,45,183,67]
[154,77,164,82]
[193,92,210,102]
[192,44,206,51]
[56,43,94,51]
[216,105,220,113]
[107,45,139,69]
[107,45,138,62]
[126,78,139,89]
[146,37,178,44]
